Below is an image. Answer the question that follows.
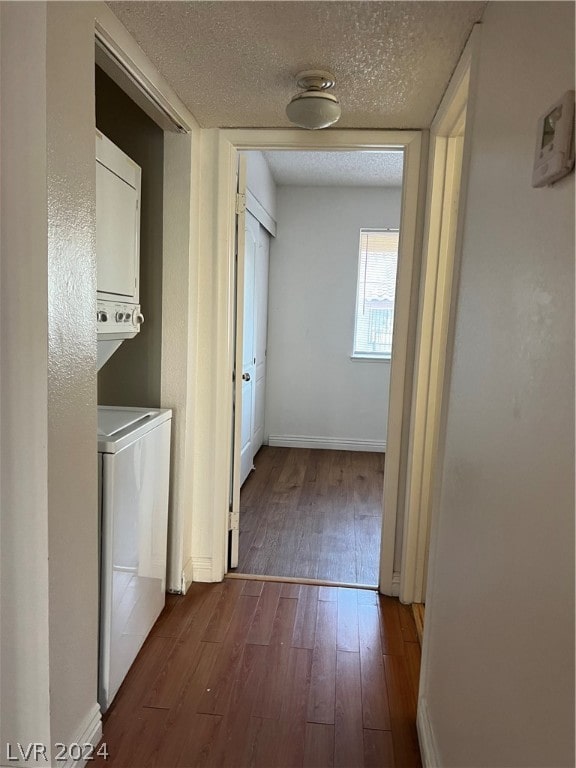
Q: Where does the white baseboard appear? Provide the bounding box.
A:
[191,556,213,582]
[60,703,102,768]
[417,698,441,768]
[181,557,195,593]
[391,571,401,597]
[267,434,386,453]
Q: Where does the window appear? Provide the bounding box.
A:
[352,228,399,360]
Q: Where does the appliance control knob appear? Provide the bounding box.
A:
[115,311,124,322]
[133,311,144,325]
[97,310,108,322]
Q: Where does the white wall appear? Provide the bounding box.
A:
[0,1,105,751]
[0,3,53,751]
[265,185,401,449]
[46,3,101,748]
[420,3,575,766]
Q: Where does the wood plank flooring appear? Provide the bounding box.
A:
[94,579,422,768]
[235,447,384,585]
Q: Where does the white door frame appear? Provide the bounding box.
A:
[400,28,480,606]
[230,154,247,568]
[211,129,425,594]
[415,26,482,763]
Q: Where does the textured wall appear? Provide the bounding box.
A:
[422,3,575,765]
[265,185,401,446]
[0,3,53,749]
[46,1,100,746]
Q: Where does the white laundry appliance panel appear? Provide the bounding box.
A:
[98,407,171,712]
[96,130,141,305]
[95,131,144,370]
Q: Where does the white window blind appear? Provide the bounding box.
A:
[352,229,399,359]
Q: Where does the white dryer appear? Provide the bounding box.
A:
[97,406,172,712]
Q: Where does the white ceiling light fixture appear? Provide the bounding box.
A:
[286,70,341,130]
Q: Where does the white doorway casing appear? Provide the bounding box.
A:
[212,129,426,594]
[413,26,481,766]
[401,28,480,606]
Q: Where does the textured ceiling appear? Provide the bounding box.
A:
[261,150,404,187]
[109,1,486,129]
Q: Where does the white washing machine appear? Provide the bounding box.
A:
[97,406,172,712]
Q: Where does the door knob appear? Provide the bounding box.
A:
[242,372,251,381]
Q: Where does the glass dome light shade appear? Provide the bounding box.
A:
[285,91,341,130]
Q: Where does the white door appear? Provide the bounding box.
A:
[240,210,258,485]
[230,156,247,568]
[253,227,269,453]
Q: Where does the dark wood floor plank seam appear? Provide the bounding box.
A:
[337,586,360,652]
[292,584,320,649]
[358,603,392,731]
[201,578,246,643]
[251,596,299,720]
[307,598,338,725]
[334,649,364,768]
[197,593,260,716]
[144,584,225,709]
[204,643,269,767]
[246,580,283,645]
[303,722,335,768]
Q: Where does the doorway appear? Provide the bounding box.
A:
[210,129,425,595]
[233,150,405,586]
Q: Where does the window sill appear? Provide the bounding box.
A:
[350,355,391,363]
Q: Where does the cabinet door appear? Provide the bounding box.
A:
[96,160,139,299]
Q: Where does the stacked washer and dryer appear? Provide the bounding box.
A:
[96,131,171,712]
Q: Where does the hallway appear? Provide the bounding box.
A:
[95,579,421,767]
[235,447,384,585]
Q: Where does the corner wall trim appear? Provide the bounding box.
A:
[61,703,102,768]
[417,698,441,768]
[192,556,214,583]
[267,435,386,453]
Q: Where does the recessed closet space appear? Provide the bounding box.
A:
[94,61,173,713]
[95,65,164,405]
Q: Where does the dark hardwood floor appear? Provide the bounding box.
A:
[235,447,384,585]
[95,579,422,768]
